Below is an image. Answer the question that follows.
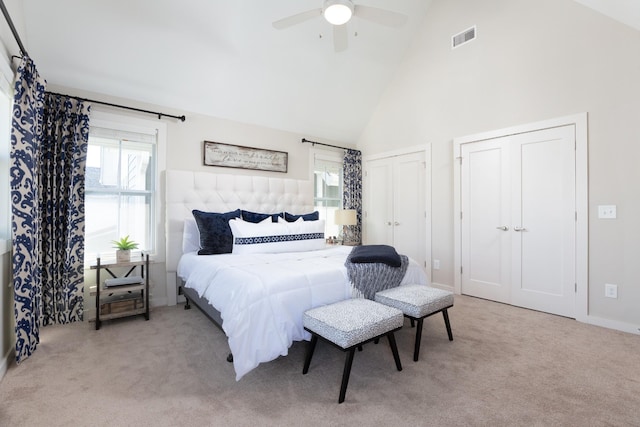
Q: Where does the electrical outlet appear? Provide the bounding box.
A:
[605,283,618,299]
[433,259,440,270]
[598,205,617,219]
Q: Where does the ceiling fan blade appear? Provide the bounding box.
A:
[272,8,322,30]
[333,24,348,52]
[354,5,408,28]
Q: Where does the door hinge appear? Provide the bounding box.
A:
[455,156,462,165]
[460,266,463,275]
[460,211,463,220]
[575,283,577,293]
[575,211,577,222]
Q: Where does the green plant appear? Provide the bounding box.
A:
[111,235,139,251]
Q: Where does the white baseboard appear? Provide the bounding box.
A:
[585,314,640,335]
[431,282,455,293]
[1,345,14,383]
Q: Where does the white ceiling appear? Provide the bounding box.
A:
[16,1,639,144]
[20,0,432,143]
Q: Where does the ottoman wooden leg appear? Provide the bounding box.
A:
[339,348,356,404]
[387,332,403,371]
[443,309,453,341]
[413,318,424,362]
[303,335,318,375]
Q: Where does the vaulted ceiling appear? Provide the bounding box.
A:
[15,0,640,143]
[20,0,433,143]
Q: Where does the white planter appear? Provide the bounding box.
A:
[116,249,131,263]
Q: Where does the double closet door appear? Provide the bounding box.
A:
[364,151,426,271]
[460,125,576,317]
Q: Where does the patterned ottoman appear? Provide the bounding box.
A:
[375,285,454,361]
[303,298,404,403]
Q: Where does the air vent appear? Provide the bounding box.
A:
[452,25,476,49]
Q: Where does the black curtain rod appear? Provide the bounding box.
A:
[301,138,350,151]
[47,91,186,122]
[1,0,29,56]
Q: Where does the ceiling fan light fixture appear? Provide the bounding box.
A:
[323,0,354,26]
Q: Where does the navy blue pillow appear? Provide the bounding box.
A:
[241,210,282,223]
[284,211,319,222]
[192,209,241,255]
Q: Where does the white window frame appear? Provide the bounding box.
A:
[309,148,344,238]
[88,111,167,263]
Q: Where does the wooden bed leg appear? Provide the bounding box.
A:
[226,353,233,363]
[184,298,191,310]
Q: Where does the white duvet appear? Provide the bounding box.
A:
[177,246,428,380]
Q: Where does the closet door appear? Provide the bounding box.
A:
[392,152,426,268]
[365,158,394,245]
[364,151,426,269]
[460,139,511,303]
[510,126,575,317]
[460,125,576,317]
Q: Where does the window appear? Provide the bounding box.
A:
[85,113,165,262]
[312,152,344,238]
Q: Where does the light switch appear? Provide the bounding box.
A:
[598,205,616,219]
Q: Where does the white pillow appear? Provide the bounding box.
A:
[229,218,325,254]
[182,218,201,253]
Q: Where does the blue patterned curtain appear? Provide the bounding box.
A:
[343,149,362,244]
[11,56,46,363]
[40,93,90,326]
[11,57,90,363]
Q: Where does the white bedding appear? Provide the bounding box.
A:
[177,246,428,380]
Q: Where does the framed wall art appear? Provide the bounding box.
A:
[203,141,288,173]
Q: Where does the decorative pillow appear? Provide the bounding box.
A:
[229,219,325,254]
[241,210,282,223]
[182,218,201,253]
[284,211,319,222]
[192,209,241,255]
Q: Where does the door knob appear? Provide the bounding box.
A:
[387,221,392,226]
[496,226,509,231]
[513,226,527,232]
[394,221,400,226]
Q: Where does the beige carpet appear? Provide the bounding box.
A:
[1,295,639,426]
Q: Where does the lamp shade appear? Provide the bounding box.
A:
[323,0,354,26]
[334,209,357,225]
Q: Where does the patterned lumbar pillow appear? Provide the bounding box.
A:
[229,218,325,254]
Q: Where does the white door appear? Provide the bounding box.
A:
[461,139,511,304]
[393,152,426,270]
[364,151,426,269]
[460,125,576,317]
[366,158,394,245]
[510,127,575,316]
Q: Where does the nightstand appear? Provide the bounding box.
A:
[90,253,150,330]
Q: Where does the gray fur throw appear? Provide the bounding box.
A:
[345,251,409,300]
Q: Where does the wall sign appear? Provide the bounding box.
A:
[203,141,288,173]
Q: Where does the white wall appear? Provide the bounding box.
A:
[358,0,640,330]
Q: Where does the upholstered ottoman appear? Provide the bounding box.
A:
[303,298,404,403]
[375,285,454,361]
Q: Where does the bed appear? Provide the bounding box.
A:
[165,170,428,380]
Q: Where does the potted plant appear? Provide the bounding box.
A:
[112,235,139,263]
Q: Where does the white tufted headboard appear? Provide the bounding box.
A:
[165,170,314,290]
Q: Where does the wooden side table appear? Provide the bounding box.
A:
[90,253,150,330]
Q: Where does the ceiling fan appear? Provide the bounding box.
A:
[272,0,408,52]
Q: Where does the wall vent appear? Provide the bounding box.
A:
[452,26,476,49]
